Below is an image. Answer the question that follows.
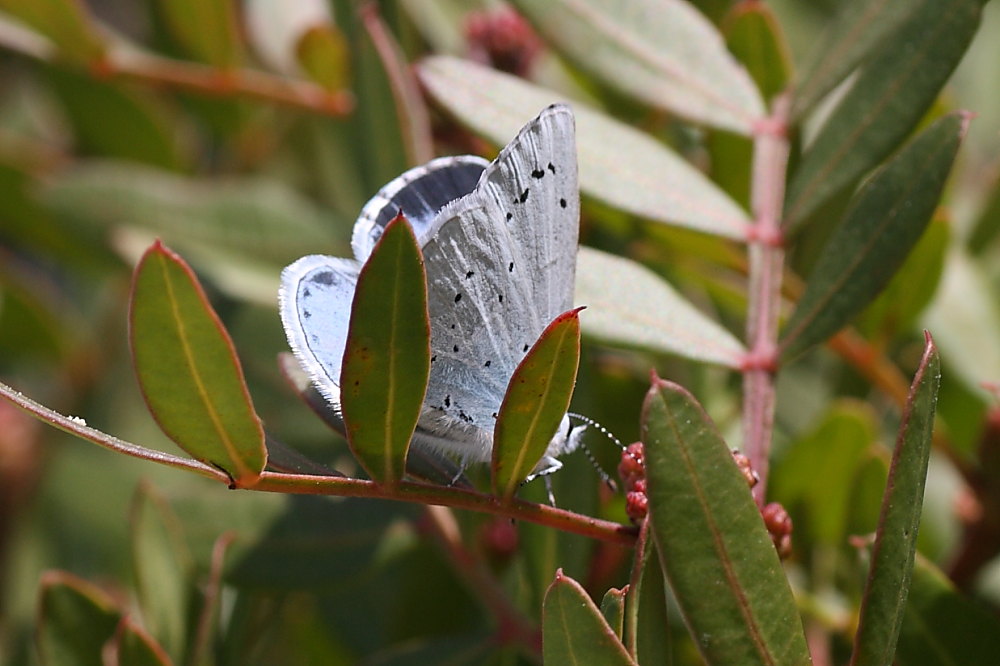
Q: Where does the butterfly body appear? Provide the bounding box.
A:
[281,104,582,475]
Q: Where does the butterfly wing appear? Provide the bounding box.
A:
[414,104,579,463]
[352,156,488,262]
[279,255,361,412]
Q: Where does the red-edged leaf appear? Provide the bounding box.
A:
[492,307,583,500]
[851,333,941,665]
[340,214,431,485]
[543,569,636,665]
[129,241,266,485]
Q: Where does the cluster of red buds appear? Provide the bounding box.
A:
[465,8,542,77]
[618,443,793,559]
[618,442,648,523]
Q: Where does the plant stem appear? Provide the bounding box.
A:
[743,94,791,505]
[252,471,637,545]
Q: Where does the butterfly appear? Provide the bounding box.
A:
[280,104,584,476]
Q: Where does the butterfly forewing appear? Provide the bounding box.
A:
[352,156,488,262]
[416,105,579,463]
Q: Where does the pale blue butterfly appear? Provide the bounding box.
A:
[280,104,584,476]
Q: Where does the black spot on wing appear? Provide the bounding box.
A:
[311,271,334,286]
[454,292,462,303]
[465,270,475,278]
[560,198,567,208]
[531,168,544,179]
[547,162,556,174]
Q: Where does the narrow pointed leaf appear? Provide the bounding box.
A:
[543,570,636,665]
[785,0,981,227]
[492,308,583,499]
[37,571,122,666]
[791,0,925,118]
[600,588,627,640]
[418,56,751,239]
[780,113,967,360]
[625,528,670,665]
[851,334,940,666]
[723,2,792,104]
[130,241,266,484]
[642,378,810,665]
[340,214,430,485]
[153,0,242,68]
[896,556,1000,665]
[509,0,764,134]
[576,247,745,367]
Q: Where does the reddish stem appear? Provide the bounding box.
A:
[743,95,791,505]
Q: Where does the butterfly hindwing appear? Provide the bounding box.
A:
[279,255,361,410]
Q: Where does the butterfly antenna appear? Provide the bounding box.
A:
[569,412,622,492]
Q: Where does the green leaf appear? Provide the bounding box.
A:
[45,67,187,169]
[785,0,982,227]
[417,56,751,239]
[967,175,1000,254]
[642,378,810,665]
[858,218,949,340]
[129,241,266,485]
[600,588,627,640]
[896,555,1000,665]
[152,0,242,68]
[110,619,173,666]
[576,247,746,367]
[37,571,122,666]
[770,401,876,546]
[851,334,940,666]
[780,113,967,360]
[791,0,926,119]
[722,2,792,104]
[130,483,192,661]
[0,0,104,64]
[625,529,670,665]
[42,160,342,267]
[492,308,582,499]
[340,214,430,485]
[296,24,351,92]
[543,570,636,665]
[509,0,764,134]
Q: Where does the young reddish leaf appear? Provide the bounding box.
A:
[340,214,430,485]
[543,570,636,665]
[780,113,967,360]
[152,0,242,68]
[129,241,266,485]
[723,2,792,104]
[492,307,583,500]
[785,0,981,227]
[509,0,764,134]
[851,333,940,666]
[642,378,809,665]
[0,0,105,64]
[37,571,122,666]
